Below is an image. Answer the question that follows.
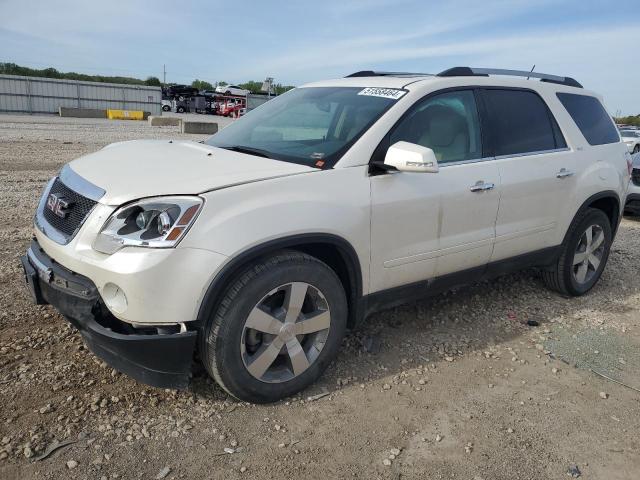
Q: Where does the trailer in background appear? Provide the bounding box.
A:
[172,95,208,114]
[161,86,275,116]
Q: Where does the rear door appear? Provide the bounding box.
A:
[481,88,577,262]
[369,89,501,293]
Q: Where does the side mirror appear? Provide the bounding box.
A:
[384,141,439,173]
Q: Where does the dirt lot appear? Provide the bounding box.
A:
[1,114,639,480]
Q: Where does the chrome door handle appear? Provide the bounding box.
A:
[556,168,574,178]
[470,181,495,192]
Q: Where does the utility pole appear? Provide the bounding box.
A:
[163,64,166,86]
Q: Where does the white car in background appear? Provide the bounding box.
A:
[620,129,640,154]
[215,84,250,96]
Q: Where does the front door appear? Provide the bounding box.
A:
[369,89,501,293]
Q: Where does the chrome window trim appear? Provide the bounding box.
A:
[492,147,570,161]
[59,164,105,202]
[439,147,570,167]
[438,156,493,167]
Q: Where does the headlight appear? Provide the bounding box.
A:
[93,196,203,254]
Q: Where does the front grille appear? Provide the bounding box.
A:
[633,168,640,187]
[41,178,97,239]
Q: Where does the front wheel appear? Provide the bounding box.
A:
[202,251,347,403]
[542,208,612,296]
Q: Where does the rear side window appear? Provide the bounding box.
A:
[482,89,562,156]
[556,93,619,145]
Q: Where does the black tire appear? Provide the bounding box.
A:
[542,208,612,296]
[177,106,185,113]
[202,250,347,403]
[225,90,231,95]
[633,144,640,154]
[162,105,170,112]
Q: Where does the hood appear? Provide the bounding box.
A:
[67,140,316,205]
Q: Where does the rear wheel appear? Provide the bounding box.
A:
[162,104,170,112]
[202,251,347,403]
[542,208,612,296]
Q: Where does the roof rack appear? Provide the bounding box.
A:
[345,70,432,78]
[437,67,583,88]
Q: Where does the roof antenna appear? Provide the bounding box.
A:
[527,65,535,80]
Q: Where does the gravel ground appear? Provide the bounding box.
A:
[0,114,639,480]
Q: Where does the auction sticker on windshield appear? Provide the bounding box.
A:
[358,87,406,100]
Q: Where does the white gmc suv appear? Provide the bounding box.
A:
[22,67,631,403]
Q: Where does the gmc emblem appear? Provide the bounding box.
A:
[46,193,73,218]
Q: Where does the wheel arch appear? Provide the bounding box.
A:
[196,233,364,333]
[563,191,621,245]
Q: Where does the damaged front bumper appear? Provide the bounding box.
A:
[20,239,197,389]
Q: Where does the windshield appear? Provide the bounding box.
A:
[206,87,402,168]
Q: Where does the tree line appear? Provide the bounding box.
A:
[615,115,640,127]
[0,63,294,94]
[191,79,294,95]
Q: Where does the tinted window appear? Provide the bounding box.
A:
[483,89,558,156]
[390,90,482,163]
[557,93,619,145]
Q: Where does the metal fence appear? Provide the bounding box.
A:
[0,74,162,115]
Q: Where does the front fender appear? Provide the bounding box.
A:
[180,166,372,294]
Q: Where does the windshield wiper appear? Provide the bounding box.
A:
[220,145,274,159]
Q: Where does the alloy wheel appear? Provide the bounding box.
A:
[241,282,331,383]
[572,224,605,285]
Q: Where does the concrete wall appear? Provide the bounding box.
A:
[0,75,162,115]
[148,116,181,126]
[181,121,218,134]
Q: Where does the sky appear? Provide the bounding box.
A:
[0,0,638,114]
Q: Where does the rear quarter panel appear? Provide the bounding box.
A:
[542,88,629,244]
